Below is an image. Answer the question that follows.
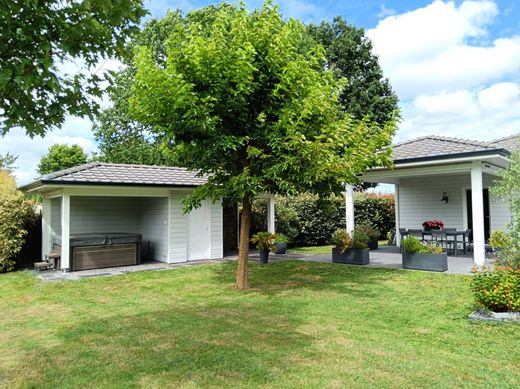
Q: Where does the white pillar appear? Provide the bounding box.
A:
[395,184,401,246]
[61,192,71,271]
[345,184,355,234]
[471,162,486,267]
[267,196,276,233]
[41,197,52,260]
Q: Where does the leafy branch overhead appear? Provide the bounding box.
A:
[0,0,147,137]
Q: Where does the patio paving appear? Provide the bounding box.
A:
[273,246,480,275]
[36,259,221,281]
[35,246,482,281]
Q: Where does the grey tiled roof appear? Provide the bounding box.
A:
[392,135,514,162]
[489,134,520,152]
[40,163,207,186]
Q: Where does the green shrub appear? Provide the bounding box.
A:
[330,227,369,251]
[274,234,289,243]
[356,222,380,242]
[471,267,520,312]
[401,236,443,254]
[251,192,395,247]
[330,229,351,251]
[0,171,35,271]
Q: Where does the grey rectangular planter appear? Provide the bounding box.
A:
[402,252,448,272]
[332,247,369,265]
[368,239,378,250]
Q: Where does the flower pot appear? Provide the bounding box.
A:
[402,252,448,272]
[259,249,270,264]
[275,242,287,254]
[332,247,370,265]
[368,238,379,250]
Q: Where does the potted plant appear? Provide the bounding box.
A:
[274,234,289,254]
[469,230,519,322]
[331,227,370,265]
[250,232,276,264]
[356,222,381,250]
[401,236,447,272]
[422,220,445,231]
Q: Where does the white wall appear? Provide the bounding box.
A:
[50,197,61,239]
[50,191,224,265]
[70,197,140,234]
[169,191,188,262]
[210,200,224,259]
[68,196,169,262]
[140,198,169,261]
[397,173,511,232]
[168,191,224,262]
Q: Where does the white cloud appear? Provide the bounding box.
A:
[365,0,520,99]
[398,81,520,142]
[377,4,396,19]
[1,117,97,185]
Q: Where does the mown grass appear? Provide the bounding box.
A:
[0,261,518,388]
[289,241,388,255]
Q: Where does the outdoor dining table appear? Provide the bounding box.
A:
[422,230,466,256]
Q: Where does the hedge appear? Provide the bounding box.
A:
[251,192,395,247]
[0,171,35,271]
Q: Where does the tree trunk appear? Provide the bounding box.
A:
[236,193,252,290]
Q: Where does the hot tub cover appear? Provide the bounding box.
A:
[54,233,142,247]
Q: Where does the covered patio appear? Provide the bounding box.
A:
[351,135,515,267]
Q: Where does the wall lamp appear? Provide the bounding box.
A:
[441,192,449,204]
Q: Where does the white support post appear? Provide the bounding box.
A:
[471,162,486,267]
[395,184,401,246]
[41,197,52,260]
[61,192,71,271]
[267,196,276,234]
[345,184,355,234]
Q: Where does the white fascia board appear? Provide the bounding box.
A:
[36,185,195,198]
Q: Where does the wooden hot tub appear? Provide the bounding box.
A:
[53,233,142,271]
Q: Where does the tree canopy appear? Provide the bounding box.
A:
[308,17,399,126]
[129,2,396,289]
[0,152,17,173]
[0,0,147,137]
[37,144,88,175]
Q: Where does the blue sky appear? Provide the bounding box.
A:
[4,0,520,184]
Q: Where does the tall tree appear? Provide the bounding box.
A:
[308,17,399,126]
[130,2,396,289]
[0,152,17,173]
[1,0,147,137]
[37,144,88,175]
[93,8,226,166]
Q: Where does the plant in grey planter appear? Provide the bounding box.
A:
[274,234,288,254]
[401,236,447,272]
[356,222,381,250]
[330,227,370,265]
[250,232,276,264]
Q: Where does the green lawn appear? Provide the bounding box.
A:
[289,241,388,255]
[1,261,518,388]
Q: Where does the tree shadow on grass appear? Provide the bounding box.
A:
[19,298,315,388]
[211,259,405,298]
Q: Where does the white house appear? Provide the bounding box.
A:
[357,134,518,267]
[21,163,277,271]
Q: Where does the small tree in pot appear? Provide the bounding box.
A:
[250,232,276,264]
[331,227,370,265]
[274,234,289,254]
[401,236,447,272]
